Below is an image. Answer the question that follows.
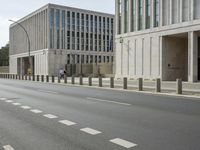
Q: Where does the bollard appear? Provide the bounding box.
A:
[79,76,83,85]
[99,77,102,87]
[29,75,31,81]
[58,76,61,83]
[64,75,67,84]
[25,75,27,80]
[41,75,44,82]
[156,78,161,92]
[71,76,75,84]
[138,78,143,91]
[176,79,182,94]
[89,77,92,86]
[37,75,40,82]
[46,75,49,82]
[32,75,35,81]
[123,77,127,89]
[52,76,55,83]
[19,75,21,80]
[110,77,114,88]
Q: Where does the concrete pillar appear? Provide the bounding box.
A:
[89,77,92,86]
[138,78,143,91]
[176,78,182,94]
[79,76,83,85]
[123,77,127,89]
[156,78,161,92]
[188,31,198,82]
[110,77,114,88]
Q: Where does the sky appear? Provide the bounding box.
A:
[0,0,115,48]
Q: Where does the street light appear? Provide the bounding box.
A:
[9,19,32,75]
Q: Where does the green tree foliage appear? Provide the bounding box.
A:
[0,43,9,66]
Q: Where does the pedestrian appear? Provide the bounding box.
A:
[59,68,64,79]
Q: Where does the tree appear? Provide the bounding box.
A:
[0,43,9,66]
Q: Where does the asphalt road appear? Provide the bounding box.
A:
[0,79,200,150]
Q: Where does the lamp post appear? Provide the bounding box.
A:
[9,19,32,75]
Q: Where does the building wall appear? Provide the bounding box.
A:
[115,0,200,82]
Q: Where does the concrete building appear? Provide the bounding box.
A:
[115,0,200,82]
[9,3,114,76]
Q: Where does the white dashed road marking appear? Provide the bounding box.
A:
[80,127,102,135]
[43,114,58,119]
[30,109,43,113]
[59,120,76,126]
[109,138,137,148]
[3,145,15,150]
[6,100,13,103]
[0,98,7,101]
[21,106,31,109]
[12,103,21,106]
[37,90,58,94]
[86,97,131,106]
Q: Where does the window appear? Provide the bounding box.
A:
[61,10,65,49]
[138,0,143,30]
[81,14,84,32]
[146,0,151,29]
[67,11,70,30]
[50,8,54,48]
[131,0,136,31]
[77,13,80,31]
[56,9,60,49]
[67,31,70,50]
[72,12,75,31]
[95,16,98,33]
[72,31,75,50]
[154,0,160,27]
[124,0,129,33]
[103,17,106,34]
[118,0,122,34]
[90,15,93,32]
[99,17,102,33]
[86,14,89,32]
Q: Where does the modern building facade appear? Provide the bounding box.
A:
[10,3,114,76]
[115,0,200,82]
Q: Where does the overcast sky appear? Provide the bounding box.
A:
[0,0,115,48]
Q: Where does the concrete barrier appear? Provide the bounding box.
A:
[99,77,102,87]
[138,78,143,91]
[176,79,182,94]
[89,77,92,86]
[156,78,161,92]
[110,77,114,88]
[123,77,127,89]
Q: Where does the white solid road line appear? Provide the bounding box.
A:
[80,127,102,135]
[37,90,58,94]
[3,145,15,150]
[109,138,137,149]
[12,103,21,106]
[6,100,13,103]
[43,114,58,119]
[30,109,43,113]
[21,106,31,109]
[59,120,77,126]
[86,97,131,106]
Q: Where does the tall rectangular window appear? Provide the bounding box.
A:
[50,8,54,48]
[131,0,136,32]
[81,14,84,32]
[56,9,60,49]
[67,11,70,30]
[154,0,160,27]
[146,0,151,29]
[72,12,75,31]
[124,0,129,33]
[138,0,143,30]
[77,13,80,31]
[118,0,122,34]
[61,10,65,49]
[86,14,89,32]
[90,15,93,32]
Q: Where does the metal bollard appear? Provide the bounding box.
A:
[64,75,67,84]
[32,75,35,81]
[138,78,143,91]
[25,75,27,80]
[89,77,92,86]
[46,75,49,82]
[71,76,75,84]
[156,78,161,92]
[52,76,55,83]
[29,75,31,81]
[36,75,39,82]
[41,75,44,82]
[176,79,182,94]
[110,77,114,88]
[123,77,127,89]
[99,77,102,87]
[58,76,61,83]
[79,76,83,85]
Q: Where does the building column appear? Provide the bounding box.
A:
[188,31,198,82]
[189,0,194,20]
[160,0,163,26]
[169,0,173,25]
[135,0,139,31]
[121,0,125,34]
[143,0,146,29]
[179,0,183,23]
